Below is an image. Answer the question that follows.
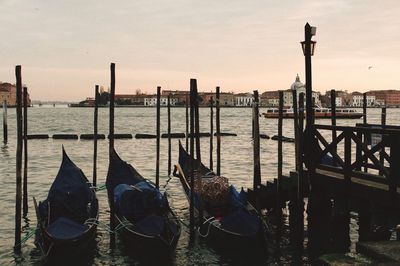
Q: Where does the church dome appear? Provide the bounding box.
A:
[290,74,305,91]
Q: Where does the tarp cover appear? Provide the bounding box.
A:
[114,182,166,220]
[46,217,89,240]
[46,149,94,223]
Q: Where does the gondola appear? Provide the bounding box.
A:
[105,149,181,255]
[34,148,99,258]
[174,142,266,249]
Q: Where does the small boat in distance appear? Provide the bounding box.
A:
[34,148,98,258]
[106,149,181,256]
[262,106,363,119]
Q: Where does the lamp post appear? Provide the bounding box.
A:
[301,23,317,127]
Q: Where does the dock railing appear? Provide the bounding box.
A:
[306,124,400,197]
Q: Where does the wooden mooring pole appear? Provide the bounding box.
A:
[292,90,299,170]
[93,85,99,188]
[167,94,171,176]
[156,87,161,188]
[363,93,367,172]
[185,95,189,150]
[277,91,283,215]
[331,90,337,167]
[209,97,214,170]
[379,107,386,175]
[189,80,195,234]
[193,80,201,161]
[3,100,7,144]
[253,91,261,190]
[216,87,221,176]
[23,87,28,216]
[14,65,22,253]
[109,63,116,248]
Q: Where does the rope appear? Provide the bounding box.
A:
[197,217,219,238]
[0,227,37,259]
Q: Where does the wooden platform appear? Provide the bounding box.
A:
[356,241,400,263]
[311,167,400,206]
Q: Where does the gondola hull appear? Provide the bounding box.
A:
[37,223,97,258]
[175,143,267,249]
[115,214,180,257]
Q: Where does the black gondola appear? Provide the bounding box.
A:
[106,149,181,255]
[174,142,266,249]
[34,148,99,258]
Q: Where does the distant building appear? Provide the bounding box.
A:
[351,92,375,107]
[0,82,31,106]
[144,95,178,106]
[260,75,320,107]
[368,90,400,107]
[235,93,253,106]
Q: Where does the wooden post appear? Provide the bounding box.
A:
[379,107,386,175]
[277,91,283,214]
[14,65,22,253]
[185,95,189,150]
[331,90,337,167]
[192,80,201,161]
[253,91,261,191]
[156,87,161,188]
[389,135,400,200]
[304,23,314,129]
[363,93,367,172]
[209,97,214,170]
[189,82,195,234]
[216,87,221,176]
[298,93,305,202]
[292,90,299,170]
[93,85,99,188]
[23,87,28,216]
[167,94,171,176]
[3,100,7,144]
[109,63,116,248]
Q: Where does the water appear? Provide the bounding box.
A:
[0,106,395,265]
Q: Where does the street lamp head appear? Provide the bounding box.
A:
[301,40,316,56]
[311,26,317,36]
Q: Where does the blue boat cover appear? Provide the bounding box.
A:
[114,182,166,219]
[45,149,94,223]
[46,217,89,240]
[221,209,261,236]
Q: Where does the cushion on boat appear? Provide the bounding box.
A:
[46,217,88,240]
[134,214,165,236]
[221,209,260,236]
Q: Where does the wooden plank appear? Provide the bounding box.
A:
[357,241,400,263]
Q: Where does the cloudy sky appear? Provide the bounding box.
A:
[0,0,399,101]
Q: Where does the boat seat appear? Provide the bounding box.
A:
[134,214,164,236]
[46,217,88,240]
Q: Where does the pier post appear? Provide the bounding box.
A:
[209,97,214,170]
[379,107,386,175]
[3,100,7,144]
[216,87,221,176]
[252,91,261,212]
[363,93,368,172]
[23,86,28,216]
[193,80,201,161]
[296,93,305,239]
[331,195,350,252]
[185,95,189,150]
[330,90,337,166]
[109,63,116,248]
[189,81,195,235]
[156,87,161,188]
[93,85,99,188]
[303,23,315,128]
[277,91,283,216]
[292,90,299,171]
[14,65,23,253]
[167,94,171,176]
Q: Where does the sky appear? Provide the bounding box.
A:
[0,0,399,101]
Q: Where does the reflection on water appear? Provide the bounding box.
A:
[0,107,391,265]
